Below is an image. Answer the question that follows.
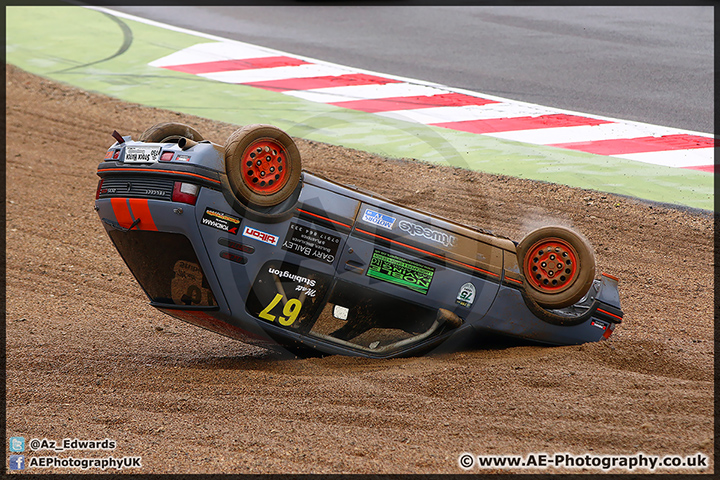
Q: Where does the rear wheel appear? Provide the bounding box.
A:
[516,226,596,309]
[225,124,302,207]
[139,122,204,143]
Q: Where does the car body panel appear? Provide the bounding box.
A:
[96,135,623,358]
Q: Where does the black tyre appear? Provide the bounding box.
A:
[516,226,596,309]
[139,122,204,143]
[225,124,302,207]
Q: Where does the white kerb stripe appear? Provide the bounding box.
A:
[614,148,715,168]
[484,122,682,145]
[376,103,551,125]
[284,82,451,104]
[199,63,353,85]
[148,42,279,67]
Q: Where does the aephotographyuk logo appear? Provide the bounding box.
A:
[9,455,25,470]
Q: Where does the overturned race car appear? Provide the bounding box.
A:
[95,122,623,358]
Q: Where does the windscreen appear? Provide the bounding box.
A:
[308,280,447,354]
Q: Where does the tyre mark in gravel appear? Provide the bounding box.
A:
[8,108,108,137]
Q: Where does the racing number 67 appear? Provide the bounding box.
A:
[258,294,302,326]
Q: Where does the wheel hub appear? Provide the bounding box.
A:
[525,238,578,293]
[241,139,288,195]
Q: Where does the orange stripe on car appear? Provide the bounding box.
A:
[97,168,221,185]
[297,208,352,229]
[128,199,158,231]
[111,198,134,229]
[597,308,623,321]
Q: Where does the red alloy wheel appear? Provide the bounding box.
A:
[516,225,596,309]
[241,139,289,195]
[225,124,302,208]
[524,238,579,293]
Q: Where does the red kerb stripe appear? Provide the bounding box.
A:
[245,73,403,92]
[432,114,612,134]
[683,164,715,173]
[331,92,500,113]
[550,134,715,155]
[161,56,310,74]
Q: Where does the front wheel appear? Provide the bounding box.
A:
[224,124,302,207]
[516,226,596,309]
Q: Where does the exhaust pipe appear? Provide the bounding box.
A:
[178,137,198,150]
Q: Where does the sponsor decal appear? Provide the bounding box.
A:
[267,267,317,289]
[456,282,476,307]
[202,208,241,234]
[247,261,332,329]
[366,249,435,295]
[124,146,161,163]
[361,208,396,230]
[243,225,279,245]
[398,219,457,247]
[282,223,341,264]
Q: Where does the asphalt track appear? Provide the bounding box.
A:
[5,5,714,210]
[109,6,714,134]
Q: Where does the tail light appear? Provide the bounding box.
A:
[160,151,174,162]
[96,179,105,200]
[172,182,199,205]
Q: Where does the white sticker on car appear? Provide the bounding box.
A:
[124,146,161,163]
[398,219,457,247]
[333,305,349,320]
[456,282,476,307]
[243,225,279,246]
[361,208,396,230]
